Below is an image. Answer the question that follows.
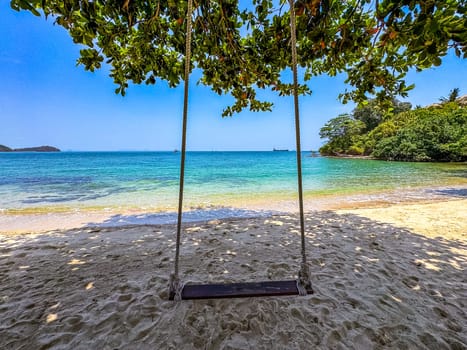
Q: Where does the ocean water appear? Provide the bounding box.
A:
[0,151,466,213]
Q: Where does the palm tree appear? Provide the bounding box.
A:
[439,88,460,103]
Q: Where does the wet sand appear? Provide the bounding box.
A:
[1,185,465,234]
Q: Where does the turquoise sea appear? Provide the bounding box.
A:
[0,152,466,214]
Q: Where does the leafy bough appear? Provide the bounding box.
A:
[11,0,467,116]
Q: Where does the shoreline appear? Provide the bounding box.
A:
[0,184,465,234]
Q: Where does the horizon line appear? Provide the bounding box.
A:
[58,149,319,152]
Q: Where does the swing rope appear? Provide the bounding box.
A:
[169,0,311,300]
[288,0,312,295]
[169,0,193,301]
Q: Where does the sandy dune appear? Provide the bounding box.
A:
[0,201,466,349]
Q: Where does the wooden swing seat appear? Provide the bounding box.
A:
[169,280,313,300]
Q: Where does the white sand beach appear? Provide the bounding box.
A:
[0,199,466,349]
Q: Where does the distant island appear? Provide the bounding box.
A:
[0,145,60,152]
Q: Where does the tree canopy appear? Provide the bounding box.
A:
[10,0,467,116]
[319,114,365,153]
[372,104,467,161]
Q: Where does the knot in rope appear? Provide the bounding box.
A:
[297,262,312,296]
[169,273,186,301]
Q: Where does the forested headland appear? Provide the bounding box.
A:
[319,92,467,162]
[0,145,60,152]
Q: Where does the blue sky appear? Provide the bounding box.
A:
[1,2,466,151]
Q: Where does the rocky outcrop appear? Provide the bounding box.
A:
[0,145,61,152]
[457,94,467,107]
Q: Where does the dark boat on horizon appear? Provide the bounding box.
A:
[273,148,289,152]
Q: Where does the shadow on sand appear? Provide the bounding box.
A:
[90,207,278,227]
[0,211,465,349]
[430,187,467,198]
